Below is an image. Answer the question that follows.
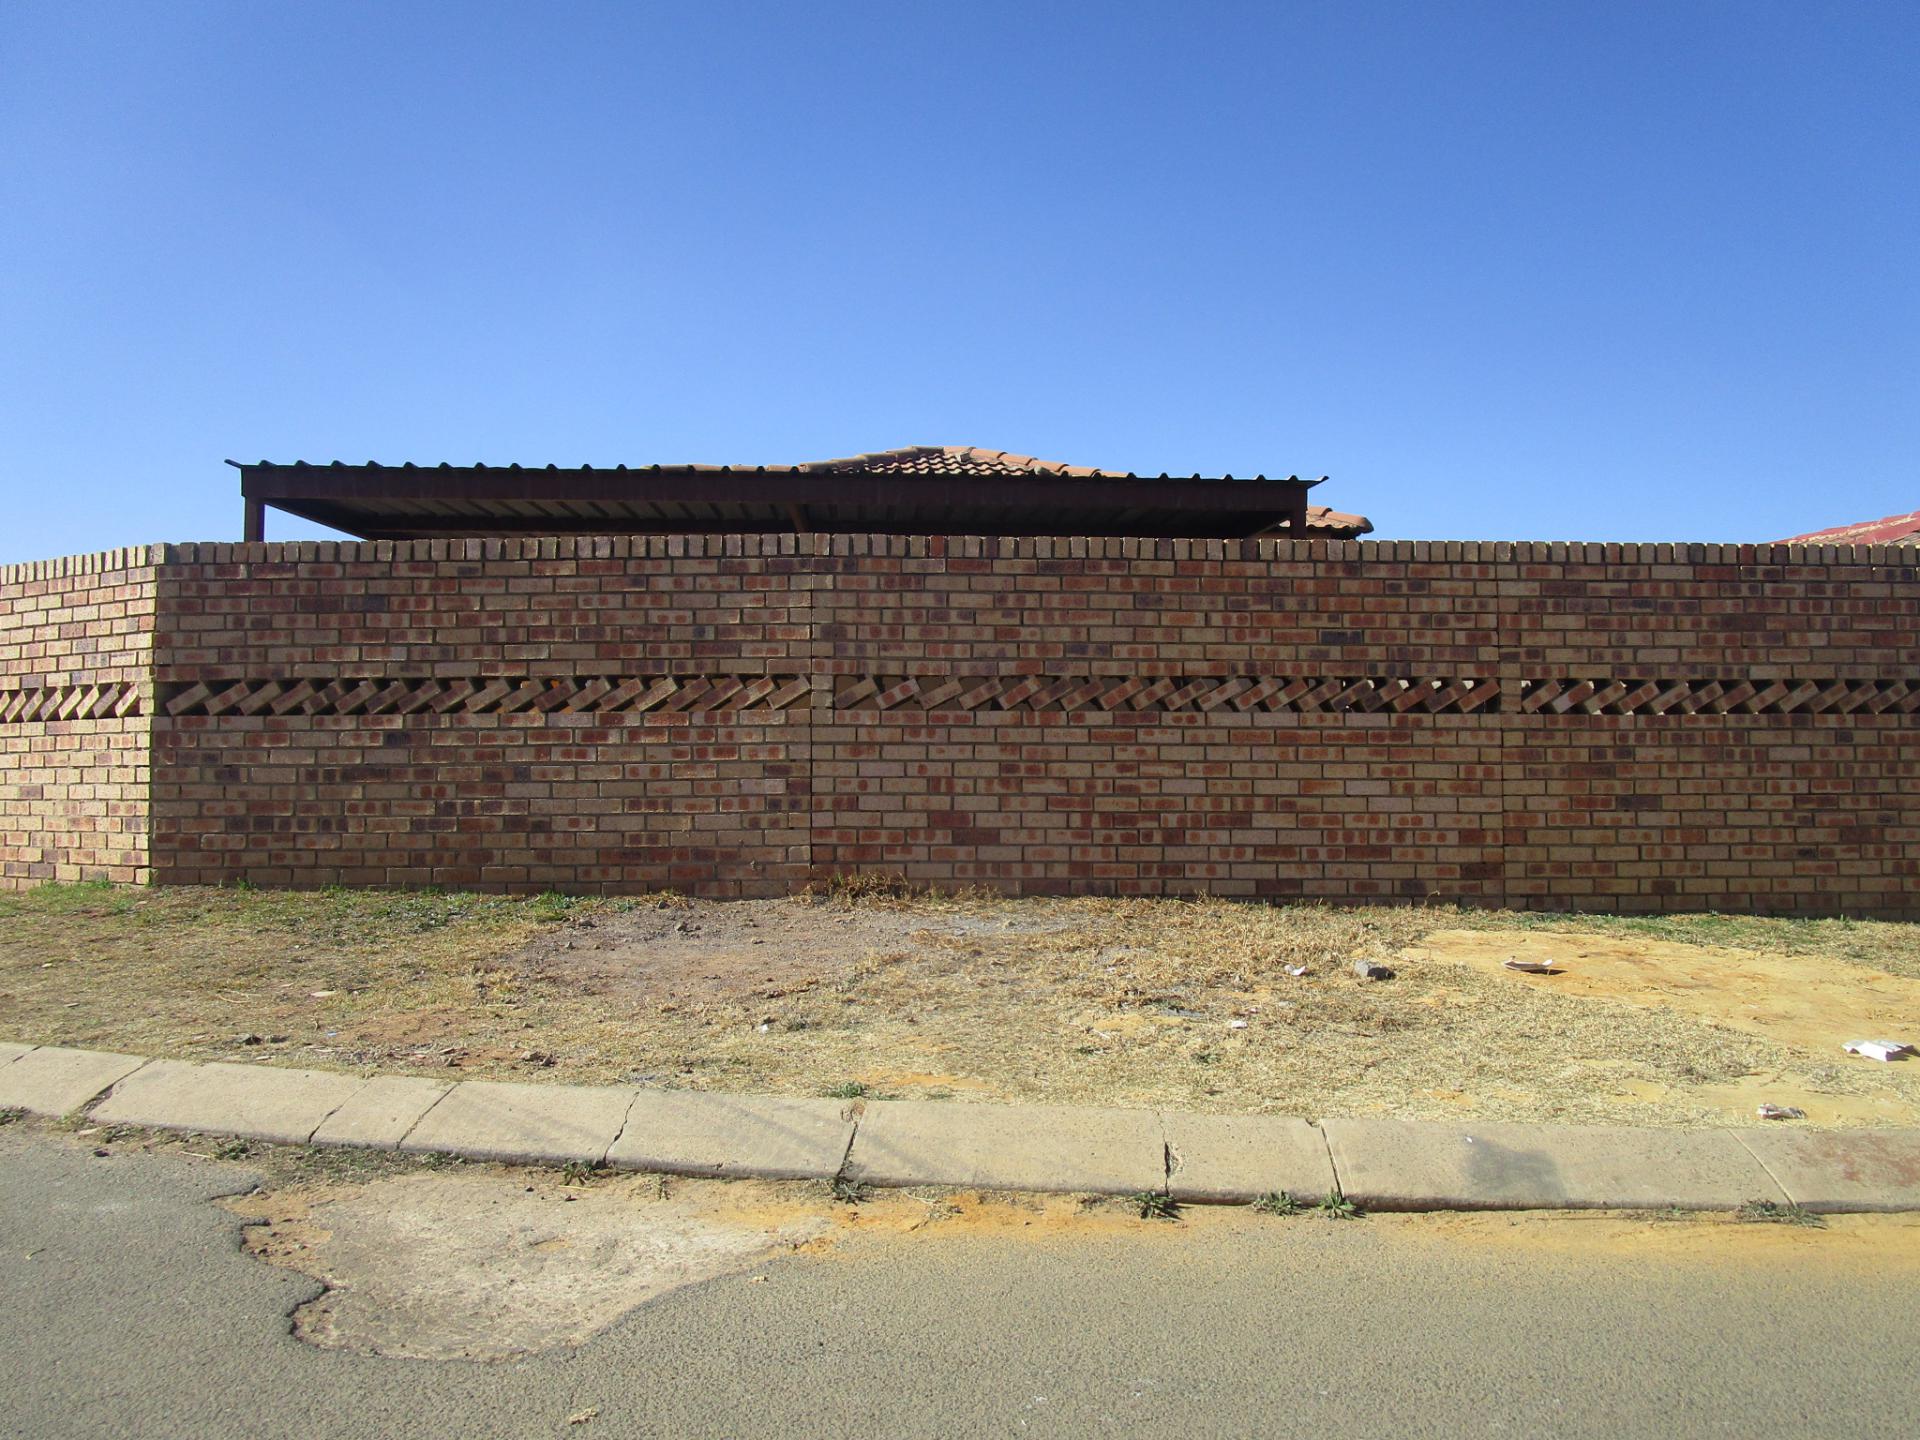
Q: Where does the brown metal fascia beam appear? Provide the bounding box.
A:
[255,497,382,540]
[344,517,807,539]
[239,465,1320,517]
[299,514,1309,541]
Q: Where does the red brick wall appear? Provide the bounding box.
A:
[4,533,1916,912]
[0,549,159,884]
[148,537,810,895]
[807,536,1920,911]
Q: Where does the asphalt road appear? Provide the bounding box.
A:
[2,1127,1916,1439]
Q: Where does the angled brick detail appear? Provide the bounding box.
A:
[0,683,143,723]
[1517,678,1920,716]
[829,675,1505,714]
[156,676,811,718]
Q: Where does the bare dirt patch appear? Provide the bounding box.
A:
[516,895,1070,1010]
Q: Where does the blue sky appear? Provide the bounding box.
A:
[1,2,1914,561]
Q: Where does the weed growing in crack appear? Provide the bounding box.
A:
[1130,1191,1181,1221]
[1736,1199,1823,1227]
[831,1177,870,1205]
[0,1107,26,1126]
[560,1159,604,1186]
[1315,1188,1361,1220]
[213,1138,252,1161]
[1251,1190,1303,1216]
[822,1081,870,1099]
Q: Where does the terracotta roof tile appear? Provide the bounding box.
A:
[1777,509,1920,545]
[1306,505,1373,537]
[788,446,1366,531]
[798,445,1130,479]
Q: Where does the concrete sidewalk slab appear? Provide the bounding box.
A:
[606,1091,855,1180]
[8,1035,1918,1213]
[1162,1113,1336,1204]
[1323,1118,1787,1211]
[92,1059,368,1143]
[398,1080,637,1165]
[1737,1127,1920,1213]
[846,1100,1164,1195]
[311,1076,454,1149]
[0,1047,149,1117]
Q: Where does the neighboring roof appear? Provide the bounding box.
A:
[1776,509,1920,545]
[801,445,1133,478]
[235,445,1374,542]
[1305,504,1371,536]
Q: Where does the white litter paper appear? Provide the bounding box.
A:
[1503,957,1558,974]
[1842,1040,1914,1062]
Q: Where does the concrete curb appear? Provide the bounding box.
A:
[5,1042,1918,1214]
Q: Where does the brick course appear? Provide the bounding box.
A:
[3,534,1916,912]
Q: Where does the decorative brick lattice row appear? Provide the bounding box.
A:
[841,675,1920,715]
[0,684,142,723]
[1518,678,1920,716]
[143,675,1920,720]
[159,676,812,718]
[834,676,1502,714]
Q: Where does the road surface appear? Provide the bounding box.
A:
[2,1127,1915,1438]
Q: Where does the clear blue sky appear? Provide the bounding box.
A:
[2,2,1914,562]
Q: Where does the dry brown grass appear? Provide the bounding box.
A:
[1,882,1915,1128]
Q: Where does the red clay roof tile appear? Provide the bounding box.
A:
[1777,509,1920,544]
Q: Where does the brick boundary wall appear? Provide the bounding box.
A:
[4,535,1918,914]
[0,548,161,884]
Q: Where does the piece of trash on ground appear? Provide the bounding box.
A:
[1843,1040,1915,1062]
[1502,957,1558,974]
[1352,960,1394,981]
[1285,965,1308,977]
[1229,1019,1249,1030]
[1756,1104,1806,1120]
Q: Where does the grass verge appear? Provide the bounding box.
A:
[2,882,1917,1128]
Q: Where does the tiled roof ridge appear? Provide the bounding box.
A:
[797,445,1130,478]
[1777,508,1920,545]
[1308,505,1373,537]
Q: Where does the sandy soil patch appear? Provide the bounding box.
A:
[1391,1208,1920,1272]
[1419,929,1920,1053]
[1415,929,1920,1126]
